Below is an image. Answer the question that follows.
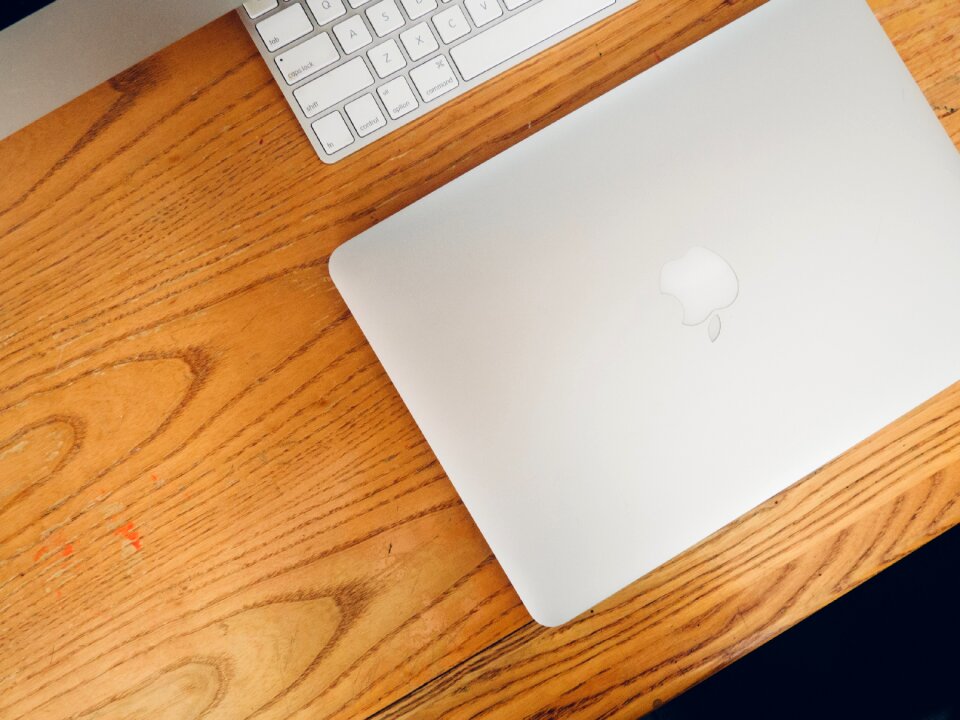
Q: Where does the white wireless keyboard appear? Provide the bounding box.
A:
[239,0,624,163]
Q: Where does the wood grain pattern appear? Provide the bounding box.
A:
[0,0,957,718]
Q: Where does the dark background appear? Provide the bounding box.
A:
[647,524,958,719]
[1,1,57,32]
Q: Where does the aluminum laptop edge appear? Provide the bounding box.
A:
[329,0,960,626]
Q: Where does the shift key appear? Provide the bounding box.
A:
[294,58,374,118]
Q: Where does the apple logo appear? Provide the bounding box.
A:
[660,247,739,343]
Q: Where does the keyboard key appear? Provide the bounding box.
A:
[409,54,459,101]
[294,57,375,117]
[399,22,439,61]
[244,0,278,19]
[334,15,373,53]
[345,93,387,136]
[432,5,469,44]
[377,76,420,118]
[368,38,407,77]
[276,33,339,84]
[257,4,314,52]
[451,0,613,80]
[399,0,438,20]
[465,0,502,27]
[306,0,347,25]
[312,111,354,153]
[239,0,619,162]
[366,0,404,37]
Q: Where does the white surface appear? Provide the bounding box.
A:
[307,0,347,24]
[244,0,278,19]
[660,247,740,328]
[409,55,459,101]
[276,32,340,84]
[0,0,240,140]
[399,22,438,61]
[378,76,419,117]
[369,38,407,77]
[330,0,960,626]
[401,0,439,20]
[345,92,387,135]
[310,109,354,151]
[333,14,373,53]
[367,0,405,36]
[451,0,613,79]
[433,5,470,43]
[294,56,374,116]
[465,0,503,28]
[257,3,313,51]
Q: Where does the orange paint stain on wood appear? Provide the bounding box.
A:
[33,547,48,562]
[114,522,143,552]
[61,544,74,558]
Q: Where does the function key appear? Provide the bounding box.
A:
[312,111,355,154]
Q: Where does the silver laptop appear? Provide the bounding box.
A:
[330,0,960,625]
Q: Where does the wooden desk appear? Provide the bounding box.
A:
[0,1,957,717]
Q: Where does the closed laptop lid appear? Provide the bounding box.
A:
[329,0,960,625]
